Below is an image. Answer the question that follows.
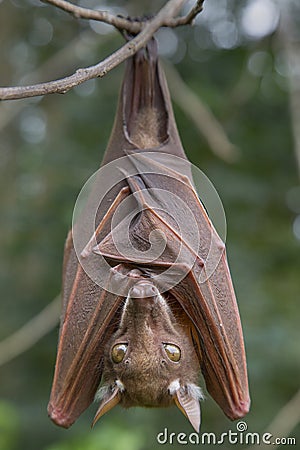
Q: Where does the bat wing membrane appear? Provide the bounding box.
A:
[48,187,143,428]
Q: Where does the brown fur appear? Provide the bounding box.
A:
[130,107,163,149]
[99,282,200,408]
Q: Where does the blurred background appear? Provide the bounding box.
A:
[0,0,299,449]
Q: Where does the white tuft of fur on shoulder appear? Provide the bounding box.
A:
[186,383,205,401]
[94,384,110,402]
[168,379,181,395]
[116,379,125,392]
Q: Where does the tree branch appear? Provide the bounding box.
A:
[166,0,205,27]
[43,0,205,31]
[42,0,143,33]
[0,0,200,101]
[0,29,111,132]
[0,296,60,367]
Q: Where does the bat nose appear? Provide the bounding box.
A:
[129,282,159,299]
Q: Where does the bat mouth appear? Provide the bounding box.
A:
[128,281,160,299]
[121,281,172,330]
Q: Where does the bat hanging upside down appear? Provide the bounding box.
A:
[48,38,250,432]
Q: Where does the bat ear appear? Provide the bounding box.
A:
[169,380,202,433]
[92,386,121,427]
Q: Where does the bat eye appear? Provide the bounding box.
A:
[111,343,128,363]
[163,344,181,362]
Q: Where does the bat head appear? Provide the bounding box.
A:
[93,280,204,432]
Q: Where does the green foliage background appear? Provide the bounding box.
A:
[0,1,299,449]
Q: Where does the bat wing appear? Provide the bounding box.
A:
[168,259,250,419]
[48,187,145,428]
[100,38,187,167]
[95,154,250,419]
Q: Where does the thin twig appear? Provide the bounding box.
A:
[248,388,300,450]
[0,30,113,132]
[0,0,190,100]
[43,0,205,31]
[42,0,143,33]
[164,60,238,162]
[166,0,205,27]
[0,296,60,367]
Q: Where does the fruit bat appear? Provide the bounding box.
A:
[48,38,250,433]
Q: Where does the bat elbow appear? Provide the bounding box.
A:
[47,402,74,429]
[230,398,251,420]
